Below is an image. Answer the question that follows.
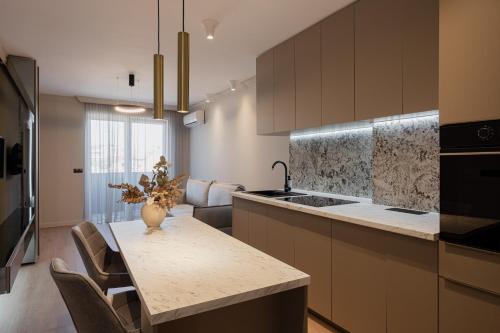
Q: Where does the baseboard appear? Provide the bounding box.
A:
[40,219,84,229]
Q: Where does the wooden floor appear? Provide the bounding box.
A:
[0,226,340,333]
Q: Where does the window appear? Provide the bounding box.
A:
[84,104,170,224]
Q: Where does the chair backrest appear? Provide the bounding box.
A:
[71,221,108,282]
[50,258,127,333]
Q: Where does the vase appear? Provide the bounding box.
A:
[140,203,168,230]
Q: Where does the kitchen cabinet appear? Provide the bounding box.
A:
[321,5,355,125]
[232,199,249,243]
[439,278,500,333]
[386,233,438,333]
[295,24,322,130]
[256,49,274,135]
[266,206,295,266]
[402,0,438,114]
[274,39,295,133]
[294,213,332,320]
[354,0,403,121]
[439,0,500,124]
[247,201,267,252]
[332,222,387,333]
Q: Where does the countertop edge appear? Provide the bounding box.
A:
[232,192,439,241]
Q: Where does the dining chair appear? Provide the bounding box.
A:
[71,221,132,293]
[50,258,141,333]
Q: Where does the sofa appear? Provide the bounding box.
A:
[170,178,245,235]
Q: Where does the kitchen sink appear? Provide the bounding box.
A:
[245,190,308,198]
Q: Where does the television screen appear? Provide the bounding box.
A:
[0,136,4,179]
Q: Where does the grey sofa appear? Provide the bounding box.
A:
[170,179,245,235]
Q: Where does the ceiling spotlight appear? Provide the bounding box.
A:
[202,19,218,40]
[229,80,238,91]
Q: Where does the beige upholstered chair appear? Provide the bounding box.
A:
[71,221,132,293]
[50,258,141,333]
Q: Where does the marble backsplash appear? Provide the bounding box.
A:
[289,114,439,212]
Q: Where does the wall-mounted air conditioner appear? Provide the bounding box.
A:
[183,110,205,128]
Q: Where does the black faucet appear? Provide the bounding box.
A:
[272,160,291,192]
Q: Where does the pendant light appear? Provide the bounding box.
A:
[153,0,164,119]
[115,74,146,113]
[177,0,190,113]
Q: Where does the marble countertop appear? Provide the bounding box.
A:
[232,189,439,241]
[110,217,310,325]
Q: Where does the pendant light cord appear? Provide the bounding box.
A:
[182,0,185,32]
[157,0,160,53]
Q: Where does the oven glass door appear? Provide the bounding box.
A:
[440,153,500,252]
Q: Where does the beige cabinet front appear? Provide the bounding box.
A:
[266,206,295,266]
[321,5,355,125]
[295,24,322,130]
[274,39,295,133]
[440,278,500,333]
[294,213,332,320]
[332,222,387,333]
[256,49,274,135]
[232,199,249,243]
[439,0,500,124]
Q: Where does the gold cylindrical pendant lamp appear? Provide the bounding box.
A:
[153,53,164,119]
[177,31,189,113]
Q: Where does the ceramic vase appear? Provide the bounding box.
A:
[140,203,167,230]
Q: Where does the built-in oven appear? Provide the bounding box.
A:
[440,120,500,253]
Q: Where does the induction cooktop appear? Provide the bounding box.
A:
[278,195,358,207]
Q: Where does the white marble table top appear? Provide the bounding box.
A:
[109,217,310,326]
[232,189,439,241]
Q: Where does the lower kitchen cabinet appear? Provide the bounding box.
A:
[232,199,249,243]
[294,213,332,320]
[266,206,295,266]
[439,278,500,333]
[332,222,387,333]
[247,202,267,252]
[386,233,438,333]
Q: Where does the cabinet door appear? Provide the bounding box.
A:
[386,234,438,333]
[402,0,438,114]
[439,0,500,124]
[274,39,295,133]
[321,5,355,125]
[266,206,295,266]
[232,199,249,243]
[355,0,403,121]
[256,49,274,134]
[294,213,332,320]
[440,278,500,333]
[295,24,322,130]
[247,202,267,252]
[332,222,386,333]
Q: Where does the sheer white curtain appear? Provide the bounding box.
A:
[84,103,189,224]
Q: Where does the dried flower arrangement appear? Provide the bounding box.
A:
[108,156,184,210]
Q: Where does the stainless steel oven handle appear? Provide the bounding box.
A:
[440,151,500,156]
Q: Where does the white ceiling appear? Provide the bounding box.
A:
[0,0,355,106]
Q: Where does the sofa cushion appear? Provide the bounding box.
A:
[169,204,194,217]
[185,179,212,207]
[207,183,245,206]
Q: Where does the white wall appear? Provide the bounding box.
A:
[39,94,85,227]
[189,78,290,190]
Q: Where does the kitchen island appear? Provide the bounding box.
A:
[110,216,310,333]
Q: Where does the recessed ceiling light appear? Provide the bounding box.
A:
[202,19,218,40]
[229,80,238,91]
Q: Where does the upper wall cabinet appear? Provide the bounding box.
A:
[295,24,322,130]
[274,39,296,133]
[402,0,438,115]
[321,5,355,125]
[256,49,275,135]
[440,0,500,125]
[354,0,403,121]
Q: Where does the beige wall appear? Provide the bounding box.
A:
[189,78,290,190]
[39,94,85,228]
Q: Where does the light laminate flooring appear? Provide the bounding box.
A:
[0,226,340,333]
